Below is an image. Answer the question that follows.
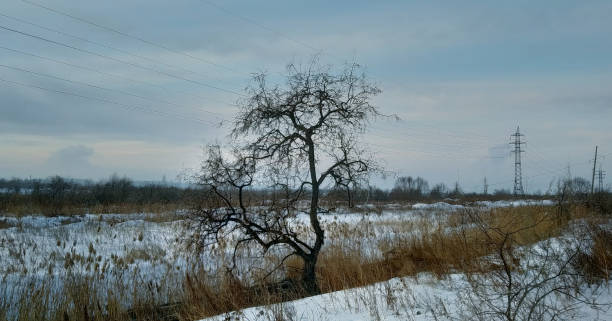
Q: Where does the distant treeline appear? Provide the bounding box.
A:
[0,175,198,215]
[0,174,574,215]
[326,175,554,204]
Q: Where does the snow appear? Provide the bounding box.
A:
[200,273,612,321]
[474,199,555,207]
[411,202,464,210]
[0,200,555,282]
[4,198,603,319]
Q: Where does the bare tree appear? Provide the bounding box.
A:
[188,60,382,294]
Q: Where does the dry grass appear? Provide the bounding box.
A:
[0,219,11,230]
[3,202,184,217]
[1,204,608,321]
[289,205,575,295]
[0,277,172,321]
[573,225,612,283]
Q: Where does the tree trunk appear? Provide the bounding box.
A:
[304,137,323,295]
[301,254,320,295]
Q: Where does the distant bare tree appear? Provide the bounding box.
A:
[391,176,429,200]
[188,60,382,294]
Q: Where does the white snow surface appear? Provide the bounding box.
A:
[5,198,604,319]
[200,273,612,321]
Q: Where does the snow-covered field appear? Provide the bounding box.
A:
[0,200,544,279]
[1,199,610,320]
[201,272,612,321]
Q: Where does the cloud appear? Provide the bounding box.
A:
[45,145,96,178]
[0,0,611,192]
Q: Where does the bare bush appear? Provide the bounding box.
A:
[451,210,610,321]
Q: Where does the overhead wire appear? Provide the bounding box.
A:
[0,63,225,120]
[197,0,321,54]
[0,76,219,126]
[366,130,495,155]
[0,45,239,113]
[195,1,497,145]
[8,1,599,188]
[0,22,494,155]
[0,24,244,96]
[483,152,612,190]
[21,0,246,76]
[195,0,500,143]
[0,11,236,88]
[368,126,495,152]
[11,1,497,151]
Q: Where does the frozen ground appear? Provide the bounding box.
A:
[201,273,612,321]
[4,199,601,318]
[1,200,553,278]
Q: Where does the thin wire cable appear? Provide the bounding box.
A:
[0,45,239,112]
[195,0,505,143]
[485,153,612,189]
[0,24,243,96]
[0,63,226,120]
[5,6,493,147]
[0,11,236,88]
[198,0,321,53]
[0,29,496,150]
[370,119,493,145]
[0,39,492,152]
[367,130,493,154]
[0,76,219,126]
[21,0,246,76]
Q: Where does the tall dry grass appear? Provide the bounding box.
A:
[3,202,184,217]
[1,204,608,321]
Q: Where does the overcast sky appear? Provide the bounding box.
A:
[1,0,611,192]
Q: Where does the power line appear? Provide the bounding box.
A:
[0,24,243,96]
[484,151,612,190]
[198,0,321,54]
[369,124,493,147]
[12,2,495,149]
[196,0,512,143]
[362,139,504,161]
[0,45,239,112]
[0,76,218,126]
[0,42,495,154]
[522,147,565,178]
[0,11,235,88]
[21,0,246,76]
[597,165,606,192]
[0,22,492,151]
[0,44,485,150]
[367,128,493,153]
[523,141,567,170]
[0,63,225,120]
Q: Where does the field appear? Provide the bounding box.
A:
[1,200,610,321]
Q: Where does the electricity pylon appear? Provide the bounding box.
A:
[510,126,525,196]
[597,165,606,192]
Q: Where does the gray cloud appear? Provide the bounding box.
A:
[45,145,95,178]
[0,0,611,191]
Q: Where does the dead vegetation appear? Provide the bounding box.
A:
[0,204,609,321]
[2,202,184,217]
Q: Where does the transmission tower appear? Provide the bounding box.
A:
[597,165,606,192]
[483,176,488,195]
[510,126,525,196]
